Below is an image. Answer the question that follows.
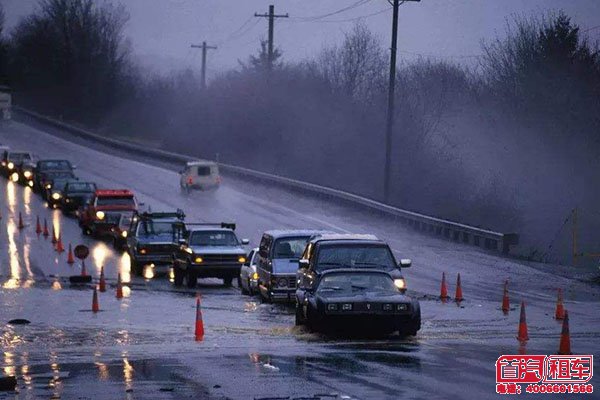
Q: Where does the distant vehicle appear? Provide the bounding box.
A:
[1,151,34,180]
[126,210,185,276]
[79,189,138,237]
[296,234,412,297]
[172,222,249,288]
[256,230,329,303]
[33,159,75,191]
[60,181,97,214]
[179,160,221,192]
[295,269,421,336]
[0,86,12,120]
[46,177,79,208]
[39,171,77,200]
[238,247,259,295]
[111,212,136,251]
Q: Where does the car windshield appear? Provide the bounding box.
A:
[52,179,72,191]
[67,182,95,192]
[9,153,31,162]
[315,244,396,271]
[189,230,239,246]
[96,196,135,206]
[46,171,74,180]
[272,236,309,259]
[318,272,396,293]
[39,160,71,170]
[136,221,174,237]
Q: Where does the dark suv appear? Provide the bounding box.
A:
[33,159,75,192]
[256,230,327,303]
[126,210,185,276]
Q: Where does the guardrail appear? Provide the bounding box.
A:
[13,106,519,255]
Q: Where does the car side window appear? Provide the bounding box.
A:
[244,250,254,266]
[259,235,271,258]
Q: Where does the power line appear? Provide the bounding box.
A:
[290,0,372,22]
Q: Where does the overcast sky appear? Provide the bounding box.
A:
[2,0,600,76]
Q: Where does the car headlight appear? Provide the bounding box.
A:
[27,180,34,187]
[121,230,128,238]
[45,183,52,189]
[10,172,19,182]
[238,256,246,263]
[51,192,61,200]
[1,161,6,166]
[397,303,408,311]
[7,162,14,170]
[139,248,147,255]
[276,277,288,287]
[252,272,259,280]
[184,247,193,254]
[23,171,32,179]
[394,278,406,290]
[327,304,338,311]
[194,256,203,263]
[95,211,105,220]
[342,303,353,311]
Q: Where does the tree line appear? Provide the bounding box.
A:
[1,0,599,261]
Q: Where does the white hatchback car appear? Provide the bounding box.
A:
[179,160,221,192]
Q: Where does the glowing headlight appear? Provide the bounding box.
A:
[121,230,128,238]
[27,180,33,187]
[51,192,61,200]
[95,211,105,220]
[184,247,193,254]
[23,171,32,179]
[7,162,14,170]
[252,272,258,280]
[139,248,147,255]
[1,161,5,166]
[45,183,52,189]
[394,278,406,290]
[194,256,203,263]
[238,256,246,263]
[10,172,19,182]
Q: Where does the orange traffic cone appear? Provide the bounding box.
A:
[35,216,42,235]
[55,234,64,252]
[81,260,88,277]
[18,212,24,230]
[99,267,106,292]
[43,218,49,237]
[92,286,100,313]
[502,280,510,314]
[195,297,204,341]
[116,273,123,299]
[51,226,57,244]
[558,310,571,355]
[517,301,529,342]
[440,272,449,301]
[555,288,565,320]
[67,244,75,264]
[455,273,463,302]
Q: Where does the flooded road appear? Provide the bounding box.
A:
[0,120,599,399]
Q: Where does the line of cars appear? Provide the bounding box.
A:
[0,146,420,336]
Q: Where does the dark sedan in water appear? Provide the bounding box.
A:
[295,269,421,336]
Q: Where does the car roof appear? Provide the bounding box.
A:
[188,227,234,233]
[309,234,385,246]
[263,230,331,239]
[186,160,217,167]
[38,159,70,163]
[95,189,134,196]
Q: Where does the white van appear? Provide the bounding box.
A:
[179,160,221,191]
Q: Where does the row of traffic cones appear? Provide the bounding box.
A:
[439,272,463,302]
[516,301,571,354]
[90,271,126,312]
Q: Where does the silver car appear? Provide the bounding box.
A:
[239,247,259,295]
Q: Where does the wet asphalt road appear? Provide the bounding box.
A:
[0,120,599,400]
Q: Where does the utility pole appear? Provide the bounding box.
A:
[191,41,217,89]
[383,0,420,203]
[254,5,289,71]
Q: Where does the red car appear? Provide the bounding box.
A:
[79,189,138,237]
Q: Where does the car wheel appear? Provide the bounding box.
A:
[173,265,184,287]
[186,268,197,289]
[223,276,233,287]
[131,260,143,277]
[399,305,421,337]
[306,305,320,332]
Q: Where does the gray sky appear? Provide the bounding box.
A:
[2,0,600,76]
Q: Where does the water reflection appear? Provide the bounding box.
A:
[6,181,16,210]
[3,351,16,377]
[120,252,131,283]
[3,215,20,288]
[93,242,110,273]
[143,265,155,280]
[122,352,134,392]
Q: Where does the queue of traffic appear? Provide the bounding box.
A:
[0,145,421,336]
